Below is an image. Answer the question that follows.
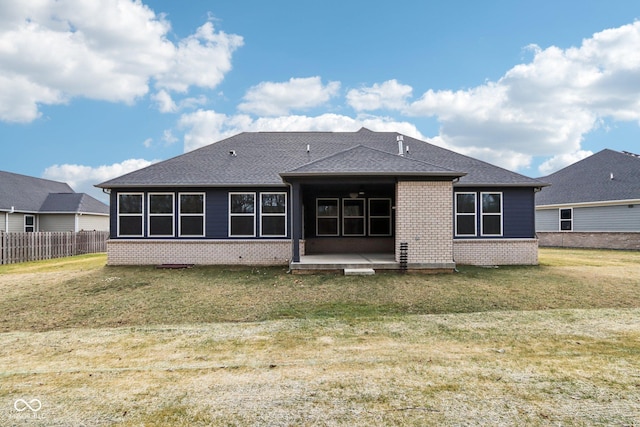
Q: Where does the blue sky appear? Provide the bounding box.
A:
[2,0,640,202]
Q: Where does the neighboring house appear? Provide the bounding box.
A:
[97,129,547,271]
[536,149,640,250]
[0,170,109,233]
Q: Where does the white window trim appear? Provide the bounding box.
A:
[260,192,287,237]
[147,193,175,237]
[455,192,477,237]
[559,207,573,232]
[316,198,340,236]
[117,192,144,237]
[178,192,206,237]
[229,192,256,237]
[480,192,503,237]
[342,198,366,236]
[368,198,392,237]
[24,214,36,232]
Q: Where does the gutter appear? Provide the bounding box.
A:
[537,199,640,209]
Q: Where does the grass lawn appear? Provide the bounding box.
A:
[0,248,639,425]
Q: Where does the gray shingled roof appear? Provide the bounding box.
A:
[40,193,109,214]
[281,145,466,178]
[97,129,545,188]
[0,170,108,214]
[536,149,640,206]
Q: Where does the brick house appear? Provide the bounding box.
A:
[536,149,640,250]
[97,129,546,272]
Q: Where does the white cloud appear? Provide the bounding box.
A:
[178,109,425,151]
[162,129,179,145]
[346,79,413,111]
[538,150,593,176]
[42,158,157,202]
[142,138,153,148]
[0,0,242,123]
[238,77,340,116]
[151,90,178,113]
[155,21,243,93]
[346,22,640,174]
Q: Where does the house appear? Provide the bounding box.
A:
[96,129,547,271]
[536,149,640,250]
[0,170,109,233]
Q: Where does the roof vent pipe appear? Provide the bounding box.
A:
[397,135,404,156]
[610,172,614,180]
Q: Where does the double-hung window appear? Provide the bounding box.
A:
[118,193,143,237]
[148,193,174,237]
[24,215,35,232]
[481,192,502,236]
[560,208,573,231]
[260,193,287,237]
[317,198,339,236]
[368,198,392,236]
[455,193,477,236]
[343,199,365,236]
[229,193,255,237]
[179,193,205,237]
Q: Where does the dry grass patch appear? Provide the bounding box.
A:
[1,249,640,332]
[0,248,639,425]
[0,310,639,425]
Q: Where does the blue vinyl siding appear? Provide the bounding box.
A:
[454,187,536,239]
[111,187,290,239]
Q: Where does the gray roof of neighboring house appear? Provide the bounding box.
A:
[40,193,109,215]
[97,128,545,188]
[0,170,108,214]
[536,149,640,206]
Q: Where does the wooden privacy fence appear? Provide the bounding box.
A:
[0,231,109,265]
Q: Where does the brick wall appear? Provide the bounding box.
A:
[454,239,539,265]
[395,181,455,268]
[107,239,293,266]
[537,232,640,250]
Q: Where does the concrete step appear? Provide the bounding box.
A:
[344,268,375,276]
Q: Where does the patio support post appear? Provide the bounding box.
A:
[291,182,302,262]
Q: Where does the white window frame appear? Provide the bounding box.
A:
[559,208,573,232]
[455,192,477,237]
[117,192,144,237]
[260,192,287,237]
[316,198,340,236]
[147,193,175,237]
[229,192,256,237]
[178,192,206,237]
[24,214,36,232]
[368,198,392,236]
[342,198,366,237]
[480,192,503,237]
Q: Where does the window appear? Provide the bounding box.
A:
[317,198,339,236]
[343,199,365,236]
[148,193,174,237]
[455,193,477,236]
[481,192,502,236]
[118,193,143,236]
[229,193,255,237]
[560,208,573,231]
[261,193,287,237]
[179,193,205,237]
[369,198,392,236]
[24,215,35,232]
